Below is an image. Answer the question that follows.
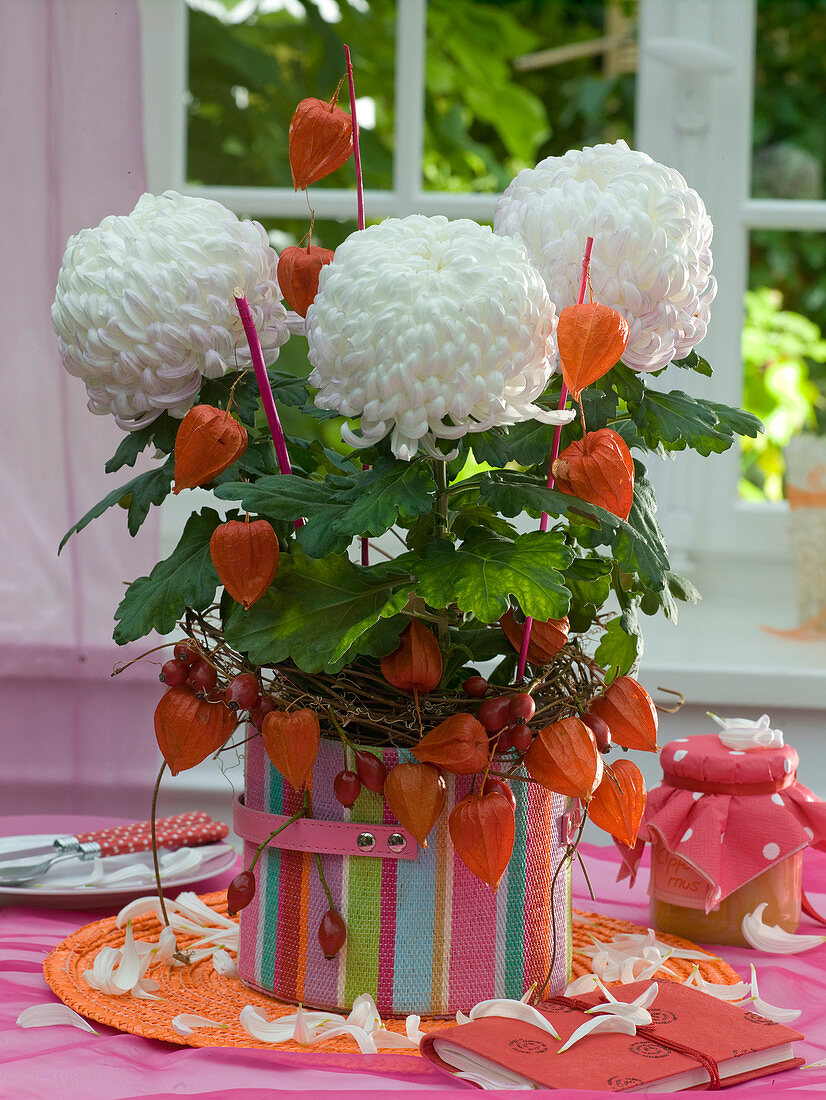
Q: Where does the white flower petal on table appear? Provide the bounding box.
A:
[455,1010,471,1025]
[110,922,141,992]
[310,1024,378,1054]
[558,1014,637,1053]
[117,896,164,928]
[684,965,750,1001]
[371,1026,419,1050]
[520,984,537,1004]
[745,965,802,1024]
[239,1006,300,1044]
[83,859,106,887]
[172,1013,229,1037]
[405,1015,425,1044]
[212,948,238,978]
[292,1006,316,1046]
[347,993,381,1033]
[564,974,600,996]
[469,998,561,1039]
[17,1004,98,1034]
[588,1001,652,1027]
[83,946,126,995]
[742,903,826,954]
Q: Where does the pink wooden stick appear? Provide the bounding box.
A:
[344,44,371,566]
[233,290,303,530]
[516,236,594,681]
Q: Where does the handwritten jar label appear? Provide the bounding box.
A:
[650,843,711,909]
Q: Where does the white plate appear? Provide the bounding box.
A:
[0,817,239,908]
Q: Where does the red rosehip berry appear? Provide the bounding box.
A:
[354,750,387,794]
[508,692,535,724]
[582,712,612,754]
[227,870,256,916]
[173,641,200,666]
[483,776,516,811]
[249,695,277,730]
[318,908,347,959]
[462,675,489,698]
[477,695,511,734]
[224,673,260,711]
[188,658,218,697]
[159,658,189,686]
[334,770,362,807]
[510,722,533,753]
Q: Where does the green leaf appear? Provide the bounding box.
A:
[415,531,572,623]
[631,389,735,455]
[224,549,414,672]
[59,456,174,552]
[565,556,613,632]
[479,469,670,590]
[672,349,713,377]
[113,508,222,643]
[594,608,642,685]
[216,458,436,558]
[104,416,179,473]
[705,401,764,440]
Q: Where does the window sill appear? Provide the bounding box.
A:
[638,554,825,709]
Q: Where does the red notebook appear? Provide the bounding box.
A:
[420,980,804,1092]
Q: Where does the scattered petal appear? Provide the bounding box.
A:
[746,965,802,1024]
[564,974,600,996]
[347,993,381,1034]
[372,1026,419,1050]
[456,1010,471,1025]
[171,1013,228,1037]
[558,1014,637,1053]
[742,903,826,954]
[293,1006,315,1046]
[405,1014,425,1043]
[212,949,238,978]
[469,998,560,1040]
[311,1024,378,1054]
[588,1001,652,1026]
[17,1004,98,1034]
[239,1005,299,1044]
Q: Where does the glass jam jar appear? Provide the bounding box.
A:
[629,723,822,947]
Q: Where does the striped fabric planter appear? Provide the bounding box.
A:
[238,734,571,1016]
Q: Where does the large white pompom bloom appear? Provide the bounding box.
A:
[52,191,290,430]
[494,140,717,372]
[305,215,574,460]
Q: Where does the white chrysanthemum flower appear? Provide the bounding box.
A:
[305,214,574,460]
[52,190,290,430]
[494,140,717,372]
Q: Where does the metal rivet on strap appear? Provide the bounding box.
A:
[356,832,376,851]
[387,833,407,853]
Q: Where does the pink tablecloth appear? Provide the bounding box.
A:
[2,815,825,1099]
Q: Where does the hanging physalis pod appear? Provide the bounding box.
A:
[552,427,635,521]
[590,675,659,752]
[154,684,236,775]
[383,762,446,847]
[210,519,280,610]
[556,301,630,400]
[449,791,515,890]
[523,716,603,800]
[173,405,248,494]
[261,708,320,791]
[277,245,335,317]
[412,713,489,776]
[500,608,569,666]
[588,759,646,848]
[380,619,443,693]
[289,91,353,191]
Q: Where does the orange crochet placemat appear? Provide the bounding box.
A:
[43,892,744,1054]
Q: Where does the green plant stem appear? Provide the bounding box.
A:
[432,459,450,647]
[314,852,336,910]
[534,806,588,1003]
[247,807,307,874]
[150,761,170,928]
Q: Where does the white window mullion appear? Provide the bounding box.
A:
[743,199,826,231]
[139,0,188,194]
[393,0,427,215]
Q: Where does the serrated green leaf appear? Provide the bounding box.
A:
[565,556,613,632]
[415,531,572,622]
[594,608,642,684]
[113,508,222,643]
[666,570,702,605]
[478,470,669,590]
[631,389,735,455]
[672,349,713,376]
[59,456,174,552]
[104,416,179,472]
[472,420,560,468]
[223,549,414,672]
[705,401,763,440]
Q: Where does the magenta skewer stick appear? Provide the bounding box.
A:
[516,236,594,681]
[233,289,303,530]
[344,43,371,567]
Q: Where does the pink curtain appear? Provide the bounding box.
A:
[0,0,166,815]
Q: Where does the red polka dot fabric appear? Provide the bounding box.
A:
[619,734,826,910]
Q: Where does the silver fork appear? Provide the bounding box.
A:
[0,841,101,885]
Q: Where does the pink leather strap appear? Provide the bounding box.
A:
[233,796,418,861]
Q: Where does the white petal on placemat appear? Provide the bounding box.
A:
[455,1010,471,1025]
[685,965,751,1001]
[745,965,802,1024]
[469,998,561,1039]
[347,993,381,1033]
[519,984,537,1004]
[742,904,826,954]
[292,1006,315,1045]
[17,1004,98,1034]
[212,948,238,978]
[405,1014,425,1043]
[588,1001,652,1026]
[557,1014,637,1053]
[372,1026,419,1050]
[172,1013,229,1037]
[117,896,164,928]
[311,1024,378,1054]
[239,1006,300,1043]
[565,974,600,996]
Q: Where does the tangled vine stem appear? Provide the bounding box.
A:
[533,806,589,1004]
[179,607,604,749]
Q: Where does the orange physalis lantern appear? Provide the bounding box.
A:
[210,519,280,610]
[277,245,335,317]
[588,759,646,848]
[154,685,236,775]
[449,791,515,890]
[380,619,443,693]
[590,676,659,753]
[556,301,629,400]
[523,716,604,800]
[383,762,446,847]
[552,426,635,521]
[173,405,248,494]
[261,709,321,791]
[289,95,353,191]
[500,608,569,666]
[412,713,489,776]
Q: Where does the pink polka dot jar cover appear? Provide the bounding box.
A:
[620,724,826,912]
